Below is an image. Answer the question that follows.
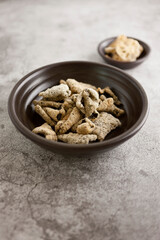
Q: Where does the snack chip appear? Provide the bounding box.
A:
[72,118,95,134]
[66,79,96,93]
[58,133,97,144]
[33,100,62,109]
[32,79,125,144]
[76,88,99,117]
[39,84,71,101]
[98,87,121,105]
[98,98,124,117]
[105,35,143,62]
[62,96,75,111]
[32,123,57,141]
[55,107,81,134]
[92,112,121,141]
[44,107,65,121]
[34,104,55,126]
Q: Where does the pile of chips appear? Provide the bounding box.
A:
[32,79,125,144]
[105,35,143,62]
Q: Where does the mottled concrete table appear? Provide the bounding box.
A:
[0,0,160,239]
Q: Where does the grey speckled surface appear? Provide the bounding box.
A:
[0,0,160,239]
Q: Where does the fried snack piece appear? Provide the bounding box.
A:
[105,46,122,61]
[62,108,73,120]
[54,108,73,133]
[58,133,97,144]
[98,87,121,105]
[32,78,125,144]
[55,107,82,134]
[77,118,95,134]
[92,112,121,141]
[76,88,99,117]
[97,98,125,117]
[59,79,67,85]
[55,120,65,133]
[39,84,71,101]
[105,35,143,62]
[66,79,97,94]
[72,118,95,134]
[62,96,76,111]
[116,35,143,61]
[43,107,66,121]
[34,105,55,126]
[100,95,107,101]
[32,123,57,141]
[33,100,62,109]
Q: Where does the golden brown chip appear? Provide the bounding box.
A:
[32,78,125,144]
[66,79,97,94]
[116,36,143,61]
[59,79,67,85]
[44,107,65,122]
[34,105,55,126]
[58,133,97,144]
[97,98,125,117]
[55,107,82,134]
[32,123,57,141]
[62,96,75,111]
[33,100,62,109]
[104,35,143,62]
[72,118,95,134]
[98,87,121,105]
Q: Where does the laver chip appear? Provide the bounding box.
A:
[32,79,125,144]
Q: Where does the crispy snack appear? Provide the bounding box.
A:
[93,112,121,141]
[62,96,75,111]
[55,107,82,134]
[43,107,65,121]
[105,35,143,62]
[55,108,74,133]
[59,79,67,85]
[55,120,65,133]
[66,78,96,94]
[58,133,97,144]
[76,88,99,117]
[77,118,95,134]
[62,108,73,120]
[105,46,122,61]
[72,118,95,134]
[33,100,62,109]
[97,98,125,117]
[32,123,57,141]
[116,35,143,61]
[98,87,121,105]
[39,84,71,101]
[34,105,55,126]
[32,78,125,144]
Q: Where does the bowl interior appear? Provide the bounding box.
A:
[12,62,145,143]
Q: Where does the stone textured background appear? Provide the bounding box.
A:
[0,0,160,239]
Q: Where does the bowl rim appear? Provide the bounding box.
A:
[8,60,149,150]
[98,36,151,64]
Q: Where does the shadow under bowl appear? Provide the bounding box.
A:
[8,61,149,156]
[98,36,151,69]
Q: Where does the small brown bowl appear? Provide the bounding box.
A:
[98,36,151,69]
[8,61,149,156]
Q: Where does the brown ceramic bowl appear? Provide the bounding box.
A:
[98,36,150,69]
[8,61,148,156]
